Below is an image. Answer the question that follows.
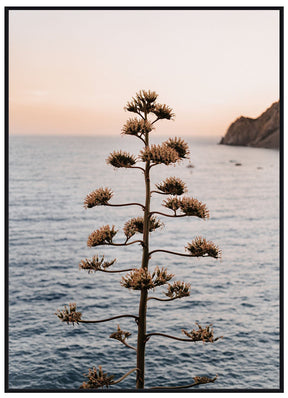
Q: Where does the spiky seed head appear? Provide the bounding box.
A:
[84,187,113,208]
[179,197,209,219]
[165,281,191,299]
[80,366,115,389]
[140,143,179,165]
[123,216,163,239]
[124,90,158,114]
[152,103,175,120]
[182,323,222,343]
[106,150,137,168]
[164,137,190,159]
[79,255,116,273]
[185,236,221,258]
[121,118,153,136]
[121,267,174,291]
[156,176,187,195]
[110,324,131,342]
[163,197,181,212]
[55,303,82,325]
[87,225,118,247]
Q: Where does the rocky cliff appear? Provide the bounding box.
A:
[219,101,280,149]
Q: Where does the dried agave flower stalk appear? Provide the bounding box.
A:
[79,255,116,273]
[87,225,118,247]
[55,303,82,325]
[185,236,221,258]
[182,323,223,343]
[156,176,187,195]
[84,187,113,208]
[57,90,222,390]
[121,267,174,291]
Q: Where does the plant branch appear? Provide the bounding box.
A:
[79,314,138,324]
[150,190,168,195]
[97,268,136,274]
[149,375,218,390]
[130,166,145,172]
[112,368,140,385]
[149,211,187,218]
[104,240,144,247]
[149,249,201,258]
[145,332,200,343]
[117,340,137,351]
[151,117,159,125]
[147,296,178,302]
[106,202,145,210]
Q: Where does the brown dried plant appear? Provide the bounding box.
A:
[56,90,221,390]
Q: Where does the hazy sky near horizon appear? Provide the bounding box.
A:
[9,9,280,137]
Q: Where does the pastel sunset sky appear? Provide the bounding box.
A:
[9,9,280,137]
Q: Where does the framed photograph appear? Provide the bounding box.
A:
[5,6,283,392]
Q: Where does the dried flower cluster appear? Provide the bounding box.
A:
[87,225,118,247]
[185,236,221,258]
[121,267,174,291]
[152,103,175,120]
[163,196,209,219]
[165,137,190,159]
[123,216,162,240]
[124,90,158,114]
[122,118,153,137]
[193,375,218,385]
[140,143,180,165]
[107,150,137,168]
[55,303,82,325]
[79,255,116,273]
[80,366,115,389]
[165,281,191,299]
[180,197,209,218]
[110,324,131,344]
[84,187,113,208]
[182,323,222,343]
[156,176,187,196]
[124,89,174,120]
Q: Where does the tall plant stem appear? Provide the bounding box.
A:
[136,111,150,389]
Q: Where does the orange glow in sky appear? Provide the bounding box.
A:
[9,9,280,137]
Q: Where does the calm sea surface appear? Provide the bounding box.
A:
[8,135,280,390]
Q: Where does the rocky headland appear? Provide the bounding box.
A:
[219,101,280,149]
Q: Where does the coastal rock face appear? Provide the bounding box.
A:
[219,101,280,149]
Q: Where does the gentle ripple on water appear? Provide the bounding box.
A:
[8,135,280,390]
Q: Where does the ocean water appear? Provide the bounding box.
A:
[8,135,280,391]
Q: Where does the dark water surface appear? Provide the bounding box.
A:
[8,135,280,390]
